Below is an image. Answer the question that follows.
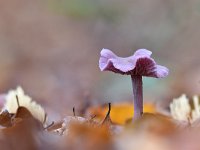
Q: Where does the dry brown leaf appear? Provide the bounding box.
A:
[63,122,113,150]
[0,110,13,127]
[1,116,44,150]
[130,113,177,136]
[14,106,34,119]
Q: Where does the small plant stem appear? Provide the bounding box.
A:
[16,95,20,108]
[131,75,143,121]
[73,107,76,117]
[102,103,111,125]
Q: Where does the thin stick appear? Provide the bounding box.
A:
[73,107,76,116]
[44,121,54,130]
[16,95,20,108]
[90,115,96,120]
[102,103,111,125]
[43,113,47,124]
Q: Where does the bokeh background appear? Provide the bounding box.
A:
[0,0,200,117]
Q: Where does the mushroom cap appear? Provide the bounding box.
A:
[99,48,169,78]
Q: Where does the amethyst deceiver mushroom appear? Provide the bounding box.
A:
[99,48,169,120]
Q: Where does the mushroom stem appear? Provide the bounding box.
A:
[131,75,143,120]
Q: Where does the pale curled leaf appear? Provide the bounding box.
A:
[3,87,46,124]
[170,94,191,122]
[51,116,87,135]
[170,94,200,123]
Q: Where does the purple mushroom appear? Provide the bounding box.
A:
[99,48,169,120]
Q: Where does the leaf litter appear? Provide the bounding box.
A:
[0,87,199,150]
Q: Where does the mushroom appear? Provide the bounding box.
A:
[99,48,169,120]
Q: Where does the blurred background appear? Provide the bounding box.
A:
[0,0,200,117]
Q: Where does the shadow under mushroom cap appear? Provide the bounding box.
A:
[99,49,169,78]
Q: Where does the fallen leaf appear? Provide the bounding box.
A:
[87,102,155,125]
[3,87,46,124]
[1,117,45,150]
[14,106,33,119]
[0,110,13,127]
[130,113,177,136]
[63,122,112,150]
